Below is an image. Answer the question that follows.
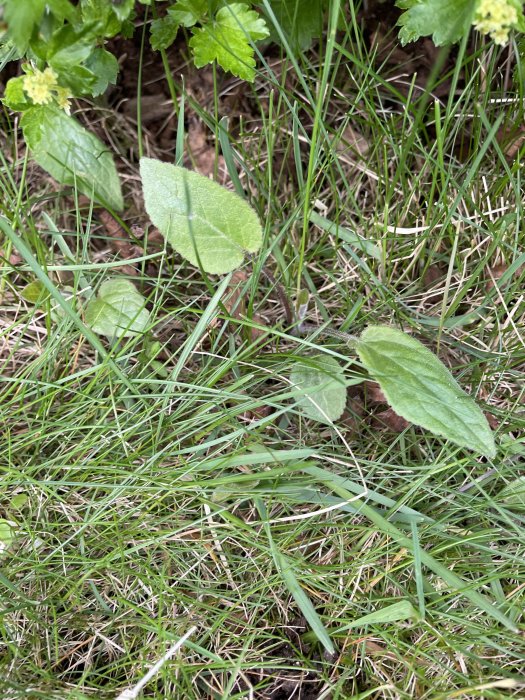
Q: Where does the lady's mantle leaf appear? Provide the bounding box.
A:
[290,355,347,423]
[356,326,496,457]
[85,279,150,337]
[189,3,269,81]
[21,105,123,211]
[396,0,475,46]
[140,157,263,274]
[168,0,207,27]
[150,15,180,50]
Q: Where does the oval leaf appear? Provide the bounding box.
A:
[85,278,150,337]
[21,280,50,304]
[0,519,16,555]
[356,326,496,457]
[290,355,347,423]
[140,157,262,274]
[21,105,123,211]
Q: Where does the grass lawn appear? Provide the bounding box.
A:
[1,2,524,698]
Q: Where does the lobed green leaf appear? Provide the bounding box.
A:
[189,3,269,81]
[396,0,476,46]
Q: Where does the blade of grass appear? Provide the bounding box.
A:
[256,498,335,655]
[304,465,518,632]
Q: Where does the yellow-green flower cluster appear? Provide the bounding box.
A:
[473,0,519,45]
[22,67,72,114]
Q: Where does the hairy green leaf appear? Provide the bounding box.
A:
[21,105,123,211]
[47,25,95,68]
[85,279,150,337]
[140,157,263,274]
[189,3,269,81]
[309,211,381,260]
[290,355,347,423]
[396,0,476,46]
[356,326,496,457]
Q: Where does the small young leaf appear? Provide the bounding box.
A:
[337,600,420,632]
[0,519,16,554]
[356,326,496,457]
[21,105,123,211]
[169,0,207,27]
[140,157,263,274]
[396,0,476,46]
[85,279,150,337]
[10,493,29,511]
[21,280,50,304]
[150,15,180,50]
[309,211,381,260]
[110,0,134,22]
[2,77,32,112]
[189,2,269,81]
[290,355,347,423]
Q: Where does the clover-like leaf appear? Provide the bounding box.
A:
[356,326,496,457]
[140,157,263,274]
[85,278,150,338]
[21,105,123,211]
[290,355,347,423]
